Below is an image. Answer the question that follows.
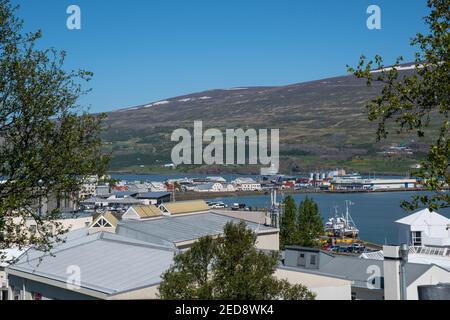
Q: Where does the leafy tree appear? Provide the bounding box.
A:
[0,0,108,255]
[159,221,315,300]
[297,196,324,248]
[348,0,449,210]
[158,235,216,299]
[279,195,297,249]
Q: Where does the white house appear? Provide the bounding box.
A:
[78,175,99,200]
[194,182,224,192]
[396,208,450,248]
[232,178,262,191]
[206,176,227,183]
[149,182,168,192]
[222,183,236,192]
[362,209,450,272]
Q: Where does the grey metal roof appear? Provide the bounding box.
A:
[117,212,277,244]
[136,192,171,199]
[195,183,214,190]
[8,231,176,295]
[81,197,143,205]
[7,212,277,296]
[282,251,435,290]
[113,191,139,198]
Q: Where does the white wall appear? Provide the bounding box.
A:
[108,285,159,300]
[384,258,402,300]
[274,268,352,300]
[407,266,450,300]
[255,233,279,251]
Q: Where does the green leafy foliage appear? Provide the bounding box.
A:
[348,0,449,210]
[279,195,297,249]
[280,196,324,248]
[297,197,324,248]
[158,221,315,300]
[0,0,108,254]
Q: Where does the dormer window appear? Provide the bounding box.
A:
[411,231,422,246]
[92,217,113,228]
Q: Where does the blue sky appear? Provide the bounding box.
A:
[12,0,430,113]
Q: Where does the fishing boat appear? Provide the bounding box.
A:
[325,200,359,238]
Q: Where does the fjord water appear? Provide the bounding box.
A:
[111,174,450,245]
[213,192,450,245]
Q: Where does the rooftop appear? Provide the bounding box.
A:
[136,192,171,199]
[283,248,437,290]
[159,200,210,215]
[396,208,450,227]
[8,231,176,296]
[117,211,277,245]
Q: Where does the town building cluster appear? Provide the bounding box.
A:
[75,171,421,205]
[1,199,450,300]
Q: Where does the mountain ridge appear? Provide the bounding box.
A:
[103,65,429,174]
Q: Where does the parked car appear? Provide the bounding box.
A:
[231,203,240,211]
[210,201,226,209]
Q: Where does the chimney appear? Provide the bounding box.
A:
[383,244,409,300]
[383,245,402,300]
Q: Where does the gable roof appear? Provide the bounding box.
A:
[92,212,119,228]
[130,205,162,219]
[159,200,210,215]
[396,208,450,227]
[117,212,277,245]
[8,231,176,296]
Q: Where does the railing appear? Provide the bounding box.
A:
[410,246,449,257]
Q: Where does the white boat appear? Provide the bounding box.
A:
[325,201,359,238]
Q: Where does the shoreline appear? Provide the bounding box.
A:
[174,188,427,201]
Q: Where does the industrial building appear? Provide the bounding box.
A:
[281,245,450,300]
[5,200,281,300]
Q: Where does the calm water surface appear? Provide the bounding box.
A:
[211,192,450,245]
[111,174,450,245]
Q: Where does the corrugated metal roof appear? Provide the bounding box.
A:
[283,252,435,289]
[136,192,171,199]
[117,212,276,244]
[159,200,210,215]
[82,197,144,205]
[9,232,176,295]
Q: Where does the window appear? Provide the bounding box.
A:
[351,292,357,300]
[92,217,112,228]
[297,253,306,267]
[310,255,317,265]
[411,231,422,246]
